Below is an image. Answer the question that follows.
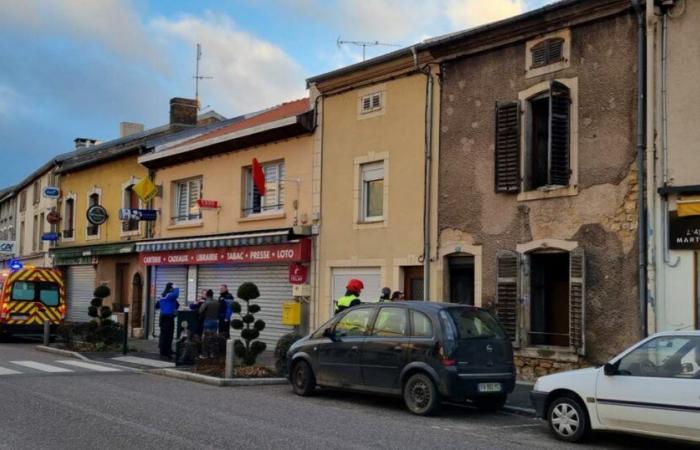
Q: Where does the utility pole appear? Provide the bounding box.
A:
[193,43,213,109]
[336,37,400,62]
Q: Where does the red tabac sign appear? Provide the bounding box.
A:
[289,263,307,284]
[139,240,311,266]
[196,199,219,209]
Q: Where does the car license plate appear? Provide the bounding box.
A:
[478,382,502,393]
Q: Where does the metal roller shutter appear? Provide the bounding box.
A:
[151,265,188,337]
[66,265,96,322]
[197,265,235,294]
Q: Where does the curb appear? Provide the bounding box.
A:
[150,368,289,387]
[36,345,91,361]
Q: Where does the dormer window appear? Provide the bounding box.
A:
[530,38,564,69]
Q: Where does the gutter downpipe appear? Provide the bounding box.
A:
[633,0,648,338]
[415,45,433,301]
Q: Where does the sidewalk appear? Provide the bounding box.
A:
[505,382,535,414]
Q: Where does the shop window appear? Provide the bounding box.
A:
[494,80,572,193]
[63,196,75,239]
[243,161,284,216]
[496,247,585,353]
[122,184,140,232]
[87,192,100,236]
[173,177,202,223]
[361,161,384,222]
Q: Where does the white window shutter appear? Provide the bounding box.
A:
[569,247,585,355]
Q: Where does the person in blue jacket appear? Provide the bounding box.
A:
[156,282,180,359]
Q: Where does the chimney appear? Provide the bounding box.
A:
[74,138,99,149]
[120,121,144,138]
[169,97,198,129]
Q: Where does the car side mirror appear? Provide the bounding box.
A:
[322,328,337,341]
[603,362,617,376]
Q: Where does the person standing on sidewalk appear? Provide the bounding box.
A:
[199,289,222,358]
[156,282,180,360]
[218,284,234,338]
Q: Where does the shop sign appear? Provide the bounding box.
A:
[119,208,157,221]
[133,177,158,202]
[289,263,307,284]
[196,199,219,209]
[54,255,98,266]
[0,240,15,255]
[43,186,60,199]
[669,212,700,249]
[41,232,59,241]
[86,205,108,225]
[46,211,61,225]
[139,240,311,266]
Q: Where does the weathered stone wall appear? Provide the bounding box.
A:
[515,355,582,382]
[439,12,640,366]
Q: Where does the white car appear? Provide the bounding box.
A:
[531,331,700,443]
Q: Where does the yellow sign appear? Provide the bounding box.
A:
[281,301,301,326]
[133,178,158,203]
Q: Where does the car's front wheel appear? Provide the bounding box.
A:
[547,395,589,442]
[403,373,441,416]
[472,394,507,411]
[291,360,316,396]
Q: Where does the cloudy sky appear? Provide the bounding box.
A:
[0,0,552,186]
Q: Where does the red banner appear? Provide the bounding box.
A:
[139,240,311,266]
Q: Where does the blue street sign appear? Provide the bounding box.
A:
[43,186,60,199]
[119,208,158,221]
[9,259,23,271]
[41,232,59,241]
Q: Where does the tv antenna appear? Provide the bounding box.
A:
[336,36,400,62]
[193,43,213,109]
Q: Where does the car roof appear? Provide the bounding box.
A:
[650,330,700,337]
[359,301,485,312]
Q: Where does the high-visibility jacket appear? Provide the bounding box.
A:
[335,294,361,314]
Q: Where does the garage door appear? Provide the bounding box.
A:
[66,265,96,322]
[331,267,382,309]
[151,265,188,338]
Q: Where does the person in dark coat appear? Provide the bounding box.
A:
[156,283,180,360]
[218,284,235,339]
[199,289,221,335]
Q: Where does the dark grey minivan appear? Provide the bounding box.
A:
[287,301,515,415]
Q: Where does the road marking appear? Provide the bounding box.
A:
[10,361,73,373]
[55,360,122,372]
[0,366,22,375]
[111,356,175,368]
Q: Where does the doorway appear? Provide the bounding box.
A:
[448,256,474,305]
[132,272,143,329]
[114,263,129,312]
[530,252,569,346]
[402,266,424,300]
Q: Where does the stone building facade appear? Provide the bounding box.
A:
[433,0,640,379]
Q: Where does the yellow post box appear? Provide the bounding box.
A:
[281,301,301,326]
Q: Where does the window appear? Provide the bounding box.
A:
[496,246,585,353]
[360,92,382,114]
[530,38,564,69]
[39,212,44,248]
[63,197,75,239]
[617,336,700,379]
[243,161,284,216]
[411,311,433,337]
[32,180,41,204]
[495,80,572,193]
[32,214,38,252]
[19,220,24,254]
[122,184,140,232]
[19,191,26,212]
[87,192,100,236]
[371,307,408,337]
[361,161,384,221]
[173,177,202,223]
[11,281,60,306]
[334,308,373,337]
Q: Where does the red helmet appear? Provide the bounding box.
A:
[346,279,364,292]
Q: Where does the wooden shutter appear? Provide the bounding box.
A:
[548,81,571,186]
[531,41,548,68]
[569,247,585,355]
[496,250,520,345]
[494,101,521,193]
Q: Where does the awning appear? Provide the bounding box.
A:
[134,229,291,253]
[51,242,135,266]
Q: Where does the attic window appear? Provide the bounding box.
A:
[530,38,565,69]
[361,92,382,114]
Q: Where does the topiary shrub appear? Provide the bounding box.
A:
[274,331,303,376]
[231,282,267,366]
[88,284,112,323]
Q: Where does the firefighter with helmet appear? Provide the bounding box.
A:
[335,278,364,314]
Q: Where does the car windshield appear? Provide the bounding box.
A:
[445,308,506,340]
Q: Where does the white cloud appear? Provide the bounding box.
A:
[151,13,308,115]
[0,0,163,69]
[446,0,525,29]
